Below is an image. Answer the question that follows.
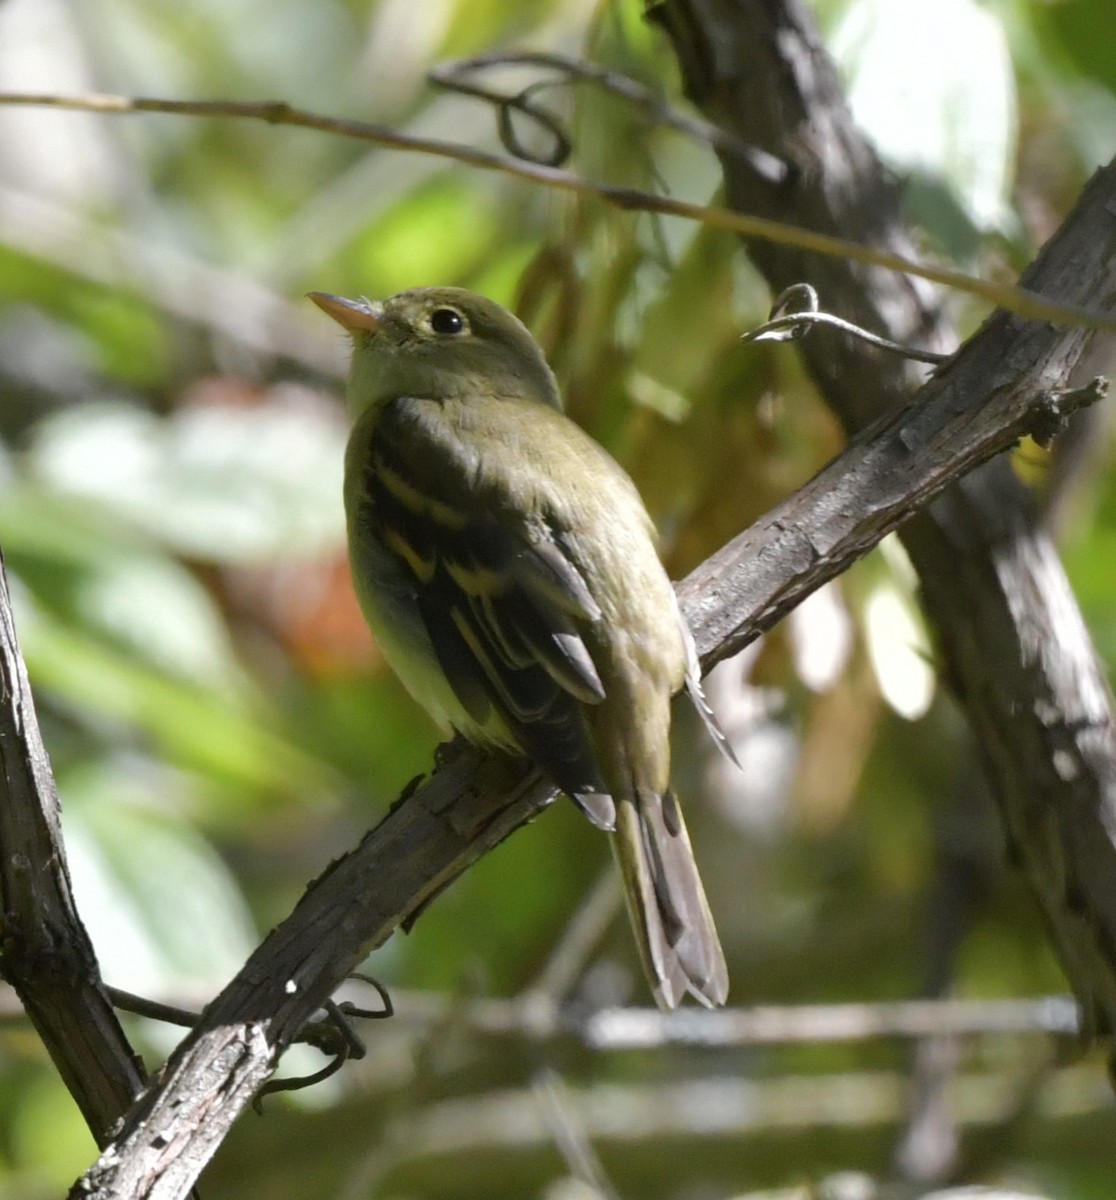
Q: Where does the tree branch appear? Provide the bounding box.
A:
[0,557,147,1143]
[68,155,1112,1193]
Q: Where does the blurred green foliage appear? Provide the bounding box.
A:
[0,0,1115,1197]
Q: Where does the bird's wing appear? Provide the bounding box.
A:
[363,395,615,825]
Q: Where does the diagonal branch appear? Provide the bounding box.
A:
[68,153,1112,1197]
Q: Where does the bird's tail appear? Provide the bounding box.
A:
[611,788,728,1009]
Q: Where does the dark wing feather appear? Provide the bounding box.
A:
[366,397,613,819]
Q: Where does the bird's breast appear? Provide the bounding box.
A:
[343,456,519,750]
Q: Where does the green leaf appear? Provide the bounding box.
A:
[25,395,346,564]
[15,591,329,800]
[62,757,259,993]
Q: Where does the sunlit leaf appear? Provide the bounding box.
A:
[830,0,1018,231]
[14,588,329,800]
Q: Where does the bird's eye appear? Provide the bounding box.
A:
[429,308,467,336]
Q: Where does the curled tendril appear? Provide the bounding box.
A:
[430,51,789,184]
[429,59,571,166]
[255,976,394,1106]
[497,81,572,168]
[742,283,951,365]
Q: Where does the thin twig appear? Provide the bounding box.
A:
[108,988,197,1030]
[743,282,952,364]
[367,1060,1108,1159]
[274,990,1081,1051]
[582,997,1081,1050]
[533,1068,622,1200]
[0,90,1113,332]
[522,869,623,1006]
[430,50,789,184]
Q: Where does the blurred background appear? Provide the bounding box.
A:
[1,0,1115,1196]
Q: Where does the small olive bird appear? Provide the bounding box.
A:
[309,286,728,1008]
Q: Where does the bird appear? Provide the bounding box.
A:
[309,285,728,1008]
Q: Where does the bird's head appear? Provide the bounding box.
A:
[308,286,562,416]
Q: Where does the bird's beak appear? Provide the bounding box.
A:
[307,291,383,332]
